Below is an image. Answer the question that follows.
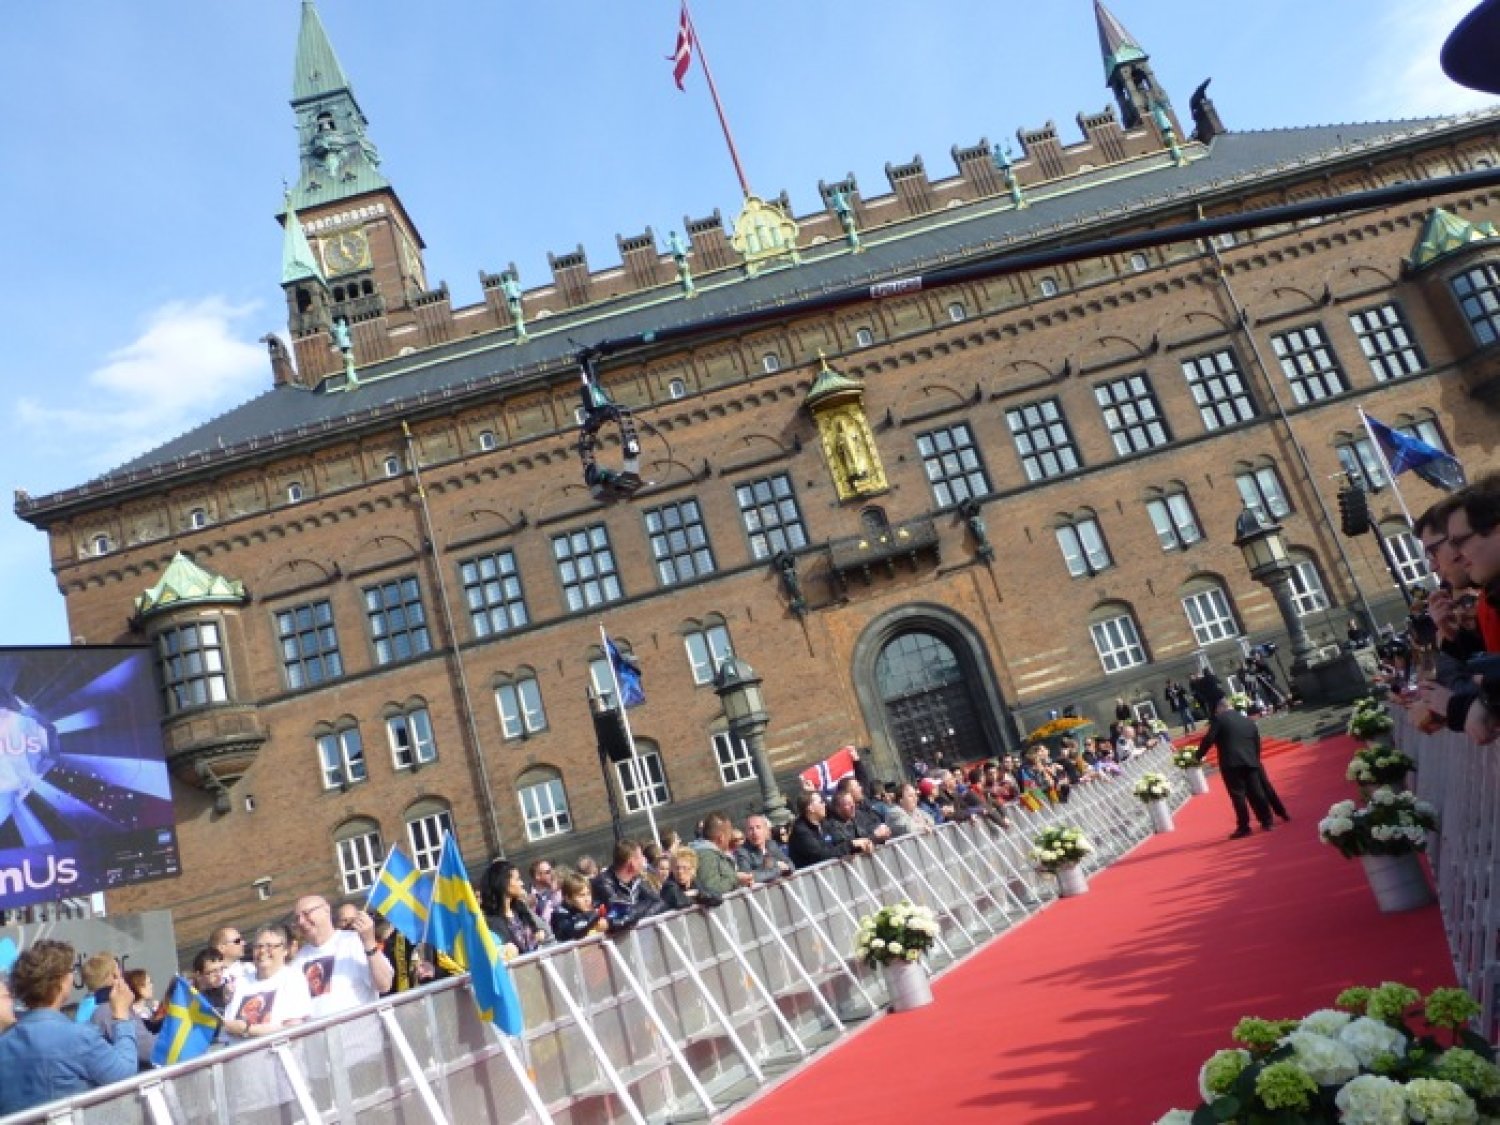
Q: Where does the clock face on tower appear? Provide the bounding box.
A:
[323,228,370,274]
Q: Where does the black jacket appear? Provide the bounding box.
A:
[550,901,604,943]
[788,815,855,868]
[590,868,662,930]
[1196,708,1263,771]
[659,880,722,911]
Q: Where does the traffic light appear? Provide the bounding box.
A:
[1338,483,1371,537]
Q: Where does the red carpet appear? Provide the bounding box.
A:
[732,735,1455,1124]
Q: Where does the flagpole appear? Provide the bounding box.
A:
[680,0,753,200]
[600,623,661,847]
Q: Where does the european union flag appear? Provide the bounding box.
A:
[151,976,221,1067]
[606,636,646,708]
[426,835,523,1036]
[1365,414,1468,493]
[366,843,434,946]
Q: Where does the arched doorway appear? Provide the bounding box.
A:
[873,629,990,774]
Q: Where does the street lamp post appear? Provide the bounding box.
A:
[1233,507,1317,671]
[713,656,792,827]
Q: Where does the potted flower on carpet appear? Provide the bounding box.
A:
[1133,772,1176,833]
[853,900,941,1011]
[1171,748,1211,796]
[1319,787,1438,913]
[1347,696,1395,741]
[1030,825,1094,897]
[1153,981,1498,1124]
[1345,743,1415,793]
[1228,691,1253,714]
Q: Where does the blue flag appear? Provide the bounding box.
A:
[366,843,434,946]
[151,976,221,1067]
[426,835,523,1036]
[606,637,646,708]
[1365,414,1467,493]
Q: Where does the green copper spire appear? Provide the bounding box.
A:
[1095,0,1148,84]
[287,0,389,211]
[134,553,248,619]
[1408,207,1500,270]
[281,195,325,285]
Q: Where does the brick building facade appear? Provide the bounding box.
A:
[14,3,1500,942]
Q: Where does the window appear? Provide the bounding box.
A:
[1181,583,1240,646]
[1181,349,1257,431]
[854,327,875,347]
[1382,525,1430,586]
[1271,324,1348,404]
[1288,553,1329,616]
[668,378,687,400]
[334,820,383,895]
[188,507,208,530]
[317,726,367,790]
[644,499,716,586]
[587,655,618,709]
[383,455,402,477]
[275,599,343,690]
[553,524,623,611]
[1056,516,1112,577]
[518,768,572,841]
[1451,264,1500,345]
[1089,611,1147,673]
[286,482,305,503]
[761,352,781,373]
[405,800,453,871]
[735,473,808,560]
[947,301,968,323]
[1006,398,1081,482]
[711,731,756,786]
[573,406,587,426]
[615,748,669,813]
[496,673,547,739]
[1350,303,1425,381]
[91,534,112,556]
[364,576,431,665]
[685,621,734,685]
[1095,374,1170,456]
[1210,231,1237,250]
[917,423,990,507]
[1146,490,1203,551]
[1235,463,1292,520]
[1129,252,1149,272]
[157,621,228,714]
[1337,437,1389,492]
[387,706,436,769]
[1397,415,1449,452]
[1038,277,1059,297]
[478,429,498,451]
[459,550,529,638]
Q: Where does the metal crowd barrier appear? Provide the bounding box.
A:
[1392,710,1500,1040]
[0,746,1185,1125]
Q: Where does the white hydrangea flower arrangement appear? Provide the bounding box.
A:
[1132,772,1172,803]
[1030,825,1093,873]
[1318,787,1438,859]
[1171,748,1201,770]
[1154,983,1497,1124]
[1348,696,1396,740]
[1346,743,1416,787]
[852,900,940,968]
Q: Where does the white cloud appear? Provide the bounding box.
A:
[17,297,266,472]
[1360,0,1498,119]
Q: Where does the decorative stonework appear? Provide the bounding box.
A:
[804,355,888,501]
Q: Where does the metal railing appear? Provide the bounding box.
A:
[1393,710,1500,1039]
[0,747,1184,1125]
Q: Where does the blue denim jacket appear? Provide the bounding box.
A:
[0,1008,138,1115]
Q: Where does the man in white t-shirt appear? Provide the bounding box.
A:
[291,895,393,1018]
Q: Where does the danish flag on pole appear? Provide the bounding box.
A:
[668,3,694,90]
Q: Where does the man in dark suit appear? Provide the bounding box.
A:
[1195,698,1276,839]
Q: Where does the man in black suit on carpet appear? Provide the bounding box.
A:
[1195,697,1276,839]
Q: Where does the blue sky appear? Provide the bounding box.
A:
[0,0,1492,646]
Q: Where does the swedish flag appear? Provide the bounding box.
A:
[366,843,433,945]
[150,976,221,1067]
[426,834,524,1035]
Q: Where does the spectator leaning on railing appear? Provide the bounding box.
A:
[692,812,754,896]
[735,813,792,881]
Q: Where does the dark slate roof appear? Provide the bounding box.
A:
[53,114,1489,503]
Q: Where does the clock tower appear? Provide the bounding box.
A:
[281,0,427,366]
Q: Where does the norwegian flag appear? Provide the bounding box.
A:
[800,746,857,792]
[668,4,694,90]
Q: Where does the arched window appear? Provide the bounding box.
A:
[188,507,208,530]
[946,301,968,323]
[854,327,875,348]
[1334,432,1389,492]
[91,534,112,556]
[477,429,498,451]
[668,378,688,400]
[1055,510,1112,577]
[1144,484,1203,551]
[1038,277,1059,297]
[494,668,547,739]
[614,737,669,813]
[1234,460,1291,519]
[333,817,384,894]
[404,798,454,871]
[1088,602,1148,673]
[710,727,755,786]
[1287,549,1330,616]
[315,718,366,790]
[761,352,782,373]
[385,700,436,769]
[682,615,734,685]
[1379,520,1429,587]
[517,766,572,842]
[383,455,402,478]
[286,481,305,503]
[1180,577,1240,646]
[1129,252,1149,272]
[860,507,890,537]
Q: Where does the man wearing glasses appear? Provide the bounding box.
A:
[528,860,560,926]
[291,896,392,1018]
